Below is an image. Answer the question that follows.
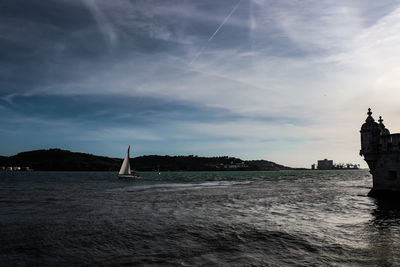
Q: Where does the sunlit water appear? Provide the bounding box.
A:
[1,170,399,266]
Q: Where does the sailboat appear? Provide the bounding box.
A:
[118,146,139,179]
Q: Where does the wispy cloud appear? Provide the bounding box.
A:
[77,128,163,142]
[81,0,117,45]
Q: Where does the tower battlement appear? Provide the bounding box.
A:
[360,109,400,195]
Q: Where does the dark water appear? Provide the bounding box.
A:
[1,170,399,266]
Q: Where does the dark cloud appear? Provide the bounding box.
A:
[0,93,238,125]
[0,92,312,129]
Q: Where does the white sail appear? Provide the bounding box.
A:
[119,146,131,175]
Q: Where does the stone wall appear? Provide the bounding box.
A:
[373,152,400,191]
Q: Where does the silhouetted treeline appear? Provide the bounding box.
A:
[134,155,290,171]
[2,149,121,171]
[0,156,7,167]
[0,149,291,171]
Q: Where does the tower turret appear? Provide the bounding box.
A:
[360,108,380,172]
[378,116,390,136]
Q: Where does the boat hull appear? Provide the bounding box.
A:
[118,174,140,179]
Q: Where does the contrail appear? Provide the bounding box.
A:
[208,0,242,42]
[189,0,242,65]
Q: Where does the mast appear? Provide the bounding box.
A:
[119,146,131,175]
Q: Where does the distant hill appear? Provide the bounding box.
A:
[3,149,121,171]
[134,155,291,171]
[0,149,292,171]
[0,156,7,166]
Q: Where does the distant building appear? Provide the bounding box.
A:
[2,166,31,171]
[317,159,333,170]
[312,160,359,170]
[223,161,248,169]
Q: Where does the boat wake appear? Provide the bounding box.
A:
[110,180,251,192]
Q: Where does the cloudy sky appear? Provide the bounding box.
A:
[1,0,400,167]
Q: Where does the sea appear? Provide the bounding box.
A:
[0,170,399,266]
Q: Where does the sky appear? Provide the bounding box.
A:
[1,0,400,167]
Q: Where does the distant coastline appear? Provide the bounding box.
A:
[0,148,297,172]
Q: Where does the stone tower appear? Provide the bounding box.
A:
[360,108,400,196]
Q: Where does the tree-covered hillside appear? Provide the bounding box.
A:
[0,149,291,171]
